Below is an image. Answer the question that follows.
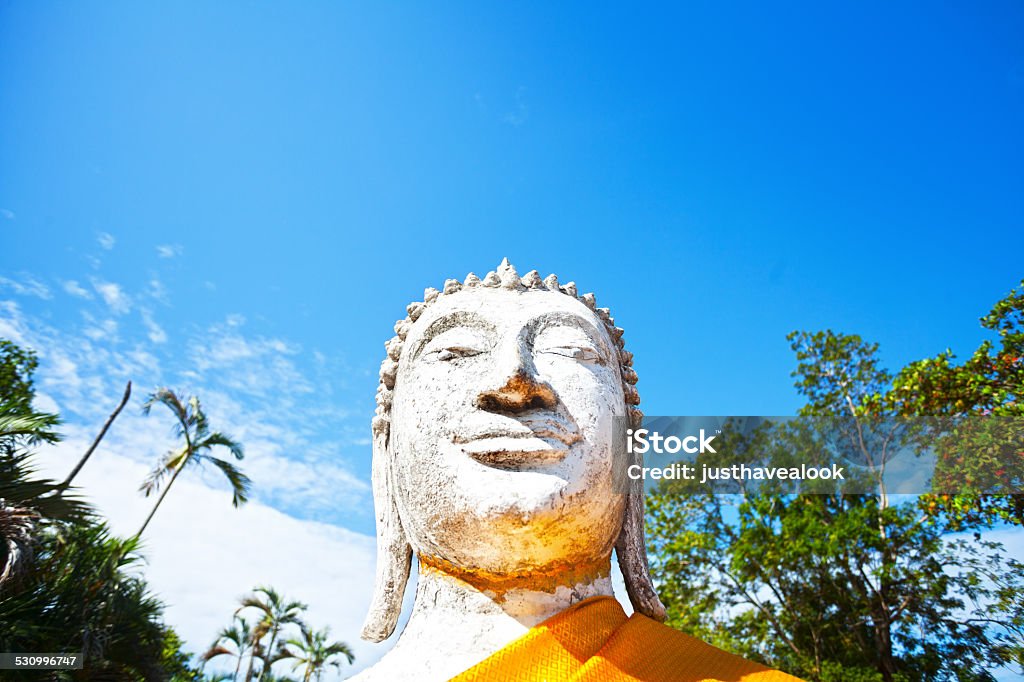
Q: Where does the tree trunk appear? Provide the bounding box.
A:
[62,381,131,488]
[245,640,262,682]
[875,616,895,682]
[256,629,279,681]
[874,554,896,682]
[135,454,188,539]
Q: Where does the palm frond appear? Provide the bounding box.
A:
[325,641,354,664]
[200,431,245,460]
[143,388,189,439]
[201,645,234,663]
[284,625,354,675]
[141,388,249,525]
[138,446,188,497]
[0,410,61,444]
[189,395,209,436]
[205,457,251,507]
[0,448,92,523]
[266,642,298,665]
[237,596,271,615]
[255,584,281,602]
[218,619,250,647]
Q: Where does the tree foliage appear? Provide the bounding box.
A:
[283,625,354,682]
[0,339,42,411]
[199,586,353,682]
[137,388,250,538]
[888,280,1024,528]
[648,283,1024,681]
[236,586,308,682]
[0,338,205,680]
[0,523,168,680]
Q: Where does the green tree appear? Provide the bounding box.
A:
[648,326,1023,681]
[0,442,86,588]
[888,279,1024,528]
[202,616,255,681]
[0,340,206,680]
[0,339,43,411]
[0,522,178,680]
[237,586,307,682]
[163,626,209,681]
[0,339,83,588]
[138,388,250,538]
[282,625,354,682]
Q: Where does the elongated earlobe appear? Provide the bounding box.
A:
[615,461,667,622]
[361,423,412,642]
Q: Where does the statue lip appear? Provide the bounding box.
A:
[459,436,568,469]
[454,420,580,470]
[452,418,581,446]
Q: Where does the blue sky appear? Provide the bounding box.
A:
[1,2,1023,677]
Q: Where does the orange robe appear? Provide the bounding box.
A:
[449,596,803,682]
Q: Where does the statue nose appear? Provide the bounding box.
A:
[475,345,557,413]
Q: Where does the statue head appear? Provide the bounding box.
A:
[361,259,665,642]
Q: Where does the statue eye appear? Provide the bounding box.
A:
[434,347,484,362]
[537,346,603,364]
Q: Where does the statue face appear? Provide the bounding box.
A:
[390,287,628,575]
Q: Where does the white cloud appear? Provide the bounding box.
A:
[0,300,31,345]
[97,232,116,250]
[0,274,52,299]
[83,317,119,342]
[63,279,93,299]
[190,329,313,397]
[157,244,184,258]
[244,447,370,513]
[16,277,369,512]
[7,272,383,677]
[36,432,382,680]
[147,278,169,304]
[92,279,131,314]
[141,309,168,344]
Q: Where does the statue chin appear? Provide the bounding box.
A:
[398,461,626,577]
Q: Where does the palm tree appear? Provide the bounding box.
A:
[284,625,354,682]
[136,388,250,538]
[237,585,307,682]
[0,522,168,678]
[1,407,87,589]
[202,615,254,681]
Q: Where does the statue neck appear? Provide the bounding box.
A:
[362,554,615,682]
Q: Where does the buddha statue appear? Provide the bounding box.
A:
[352,260,799,682]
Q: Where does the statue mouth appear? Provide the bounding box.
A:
[454,418,580,470]
[459,436,568,470]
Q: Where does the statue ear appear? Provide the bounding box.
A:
[615,456,667,622]
[361,424,413,642]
